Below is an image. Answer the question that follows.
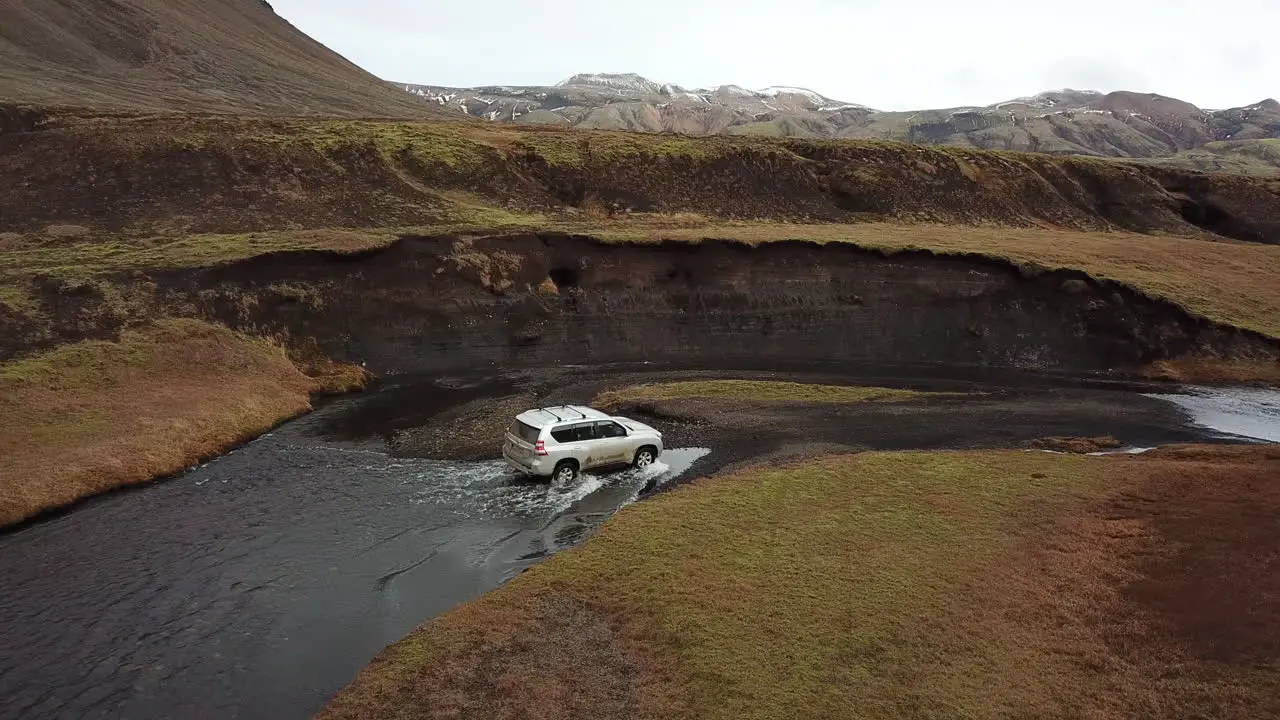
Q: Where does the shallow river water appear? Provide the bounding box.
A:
[0,378,1275,720]
[1148,386,1280,443]
[0,391,708,720]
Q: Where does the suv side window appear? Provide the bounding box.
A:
[551,423,595,443]
[596,421,628,438]
[550,424,576,443]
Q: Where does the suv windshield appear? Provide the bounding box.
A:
[510,420,541,444]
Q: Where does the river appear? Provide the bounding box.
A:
[0,374,1275,720]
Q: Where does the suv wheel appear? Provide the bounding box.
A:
[633,447,657,469]
[552,460,579,486]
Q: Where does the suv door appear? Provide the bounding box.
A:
[592,420,632,466]
[550,422,597,468]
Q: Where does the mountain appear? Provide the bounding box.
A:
[397,73,1280,165]
[0,0,439,117]
[398,72,870,136]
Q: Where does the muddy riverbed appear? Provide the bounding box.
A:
[1,364,1276,720]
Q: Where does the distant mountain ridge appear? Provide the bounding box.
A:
[396,73,1280,169]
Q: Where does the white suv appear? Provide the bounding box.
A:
[502,405,664,484]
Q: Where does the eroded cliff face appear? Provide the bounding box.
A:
[124,234,1273,379]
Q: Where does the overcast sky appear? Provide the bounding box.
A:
[269,0,1276,111]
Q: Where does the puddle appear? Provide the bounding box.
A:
[1148,386,1280,443]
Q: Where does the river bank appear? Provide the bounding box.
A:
[321,444,1280,720]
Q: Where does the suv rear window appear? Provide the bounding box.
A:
[511,420,541,444]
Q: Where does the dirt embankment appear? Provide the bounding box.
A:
[2,114,1280,242]
[4,235,1276,382]
[130,236,1280,378]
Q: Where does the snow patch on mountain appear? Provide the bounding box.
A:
[661,83,708,103]
[995,89,1104,111]
[757,86,828,106]
[711,84,759,98]
[557,73,662,94]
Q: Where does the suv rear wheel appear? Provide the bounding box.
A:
[633,446,657,469]
[552,460,579,486]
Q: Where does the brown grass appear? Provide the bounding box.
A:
[1025,435,1124,453]
[321,447,1280,720]
[0,318,343,527]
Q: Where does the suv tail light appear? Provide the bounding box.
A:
[535,440,548,456]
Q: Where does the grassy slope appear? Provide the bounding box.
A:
[321,447,1280,720]
[8,114,1280,239]
[593,380,957,407]
[0,319,362,527]
[1146,139,1280,176]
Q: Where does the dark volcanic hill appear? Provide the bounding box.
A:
[399,73,1280,169]
[0,0,439,117]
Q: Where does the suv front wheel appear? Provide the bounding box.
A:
[633,447,657,469]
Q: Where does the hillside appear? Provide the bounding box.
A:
[1147,139,1280,176]
[0,0,441,117]
[4,115,1279,244]
[399,74,1280,165]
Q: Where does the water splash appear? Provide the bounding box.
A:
[485,473,606,517]
[394,447,713,519]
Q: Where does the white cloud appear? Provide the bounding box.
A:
[270,0,1278,111]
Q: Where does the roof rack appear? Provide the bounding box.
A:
[537,405,589,422]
